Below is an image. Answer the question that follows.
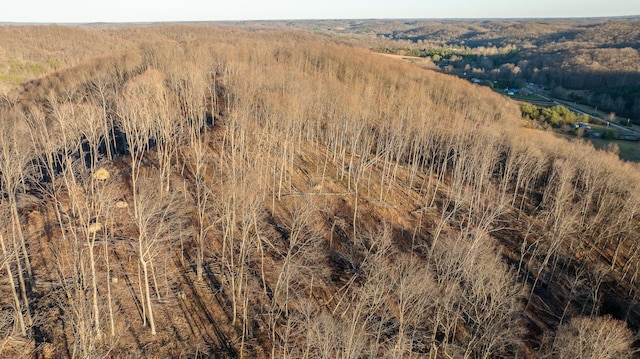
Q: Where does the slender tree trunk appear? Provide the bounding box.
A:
[104,236,115,337]
[88,235,100,336]
[11,232,32,327]
[1,234,26,336]
[142,260,156,335]
[9,197,32,284]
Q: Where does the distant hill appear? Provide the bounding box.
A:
[245,18,640,122]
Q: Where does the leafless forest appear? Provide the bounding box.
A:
[273,18,640,121]
[0,24,639,358]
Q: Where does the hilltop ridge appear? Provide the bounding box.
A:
[0,25,639,358]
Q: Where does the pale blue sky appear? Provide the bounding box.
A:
[3,0,640,23]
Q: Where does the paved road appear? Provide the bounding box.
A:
[537,94,640,136]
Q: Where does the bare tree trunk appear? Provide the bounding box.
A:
[9,199,32,284]
[88,234,101,336]
[104,235,115,337]
[0,234,26,336]
[12,233,32,327]
[141,260,156,335]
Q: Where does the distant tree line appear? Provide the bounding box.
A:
[366,18,640,122]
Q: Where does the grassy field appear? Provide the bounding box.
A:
[492,88,549,102]
[586,137,640,161]
[586,122,628,136]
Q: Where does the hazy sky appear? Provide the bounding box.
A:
[3,0,640,23]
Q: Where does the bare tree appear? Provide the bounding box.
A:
[540,315,634,359]
[128,171,188,335]
[87,74,118,160]
[118,69,159,219]
[268,196,326,357]
[51,224,99,359]
[182,130,213,281]
[0,110,33,329]
[387,253,435,358]
[0,231,26,337]
[527,159,579,309]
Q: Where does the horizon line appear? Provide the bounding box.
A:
[1,14,639,26]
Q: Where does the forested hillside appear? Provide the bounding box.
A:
[273,18,640,122]
[0,24,639,358]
